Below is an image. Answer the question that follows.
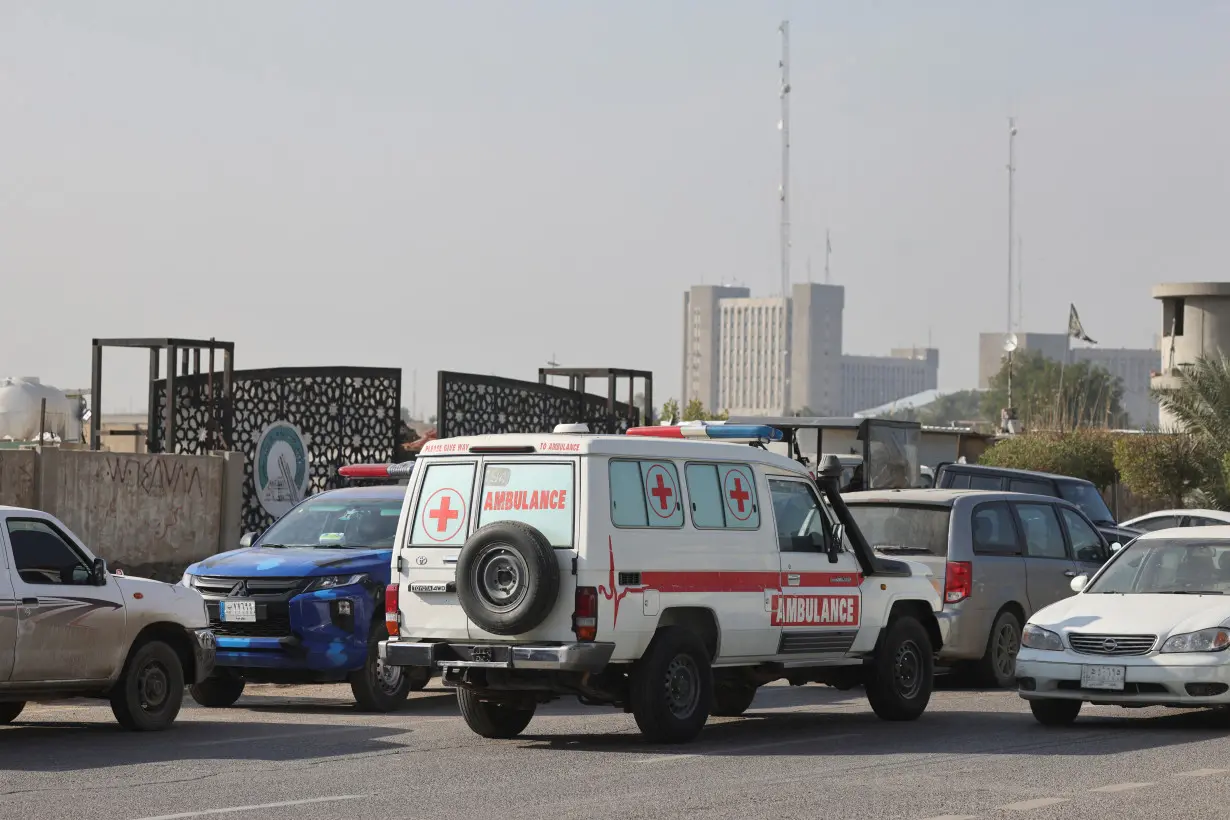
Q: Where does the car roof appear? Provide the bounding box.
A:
[843,488,1072,508]
[1136,524,1230,541]
[940,463,1088,484]
[417,433,810,474]
[1127,508,1230,521]
[314,485,407,500]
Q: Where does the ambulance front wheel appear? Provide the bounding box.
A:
[865,616,933,722]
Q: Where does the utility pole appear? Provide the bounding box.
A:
[824,229,831,284]
[779,20,791,299]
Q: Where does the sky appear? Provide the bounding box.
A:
[3,1,1228,416]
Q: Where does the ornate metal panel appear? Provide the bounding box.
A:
[437,371,639,438]
[153,367,401,535]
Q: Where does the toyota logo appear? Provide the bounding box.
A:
[415,555,428,566]
[1102,638,1118,652]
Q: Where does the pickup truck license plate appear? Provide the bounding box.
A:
[220,599,256,623]
[1080,665,1125,690]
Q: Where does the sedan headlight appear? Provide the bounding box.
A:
[179,572,194,588]
[1161,628,1230,654]
[304,574,368,592]
[1021,624,1064,652]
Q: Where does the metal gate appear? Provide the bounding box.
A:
[437,371,640,438]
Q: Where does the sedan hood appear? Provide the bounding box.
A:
[187,545,390,578]
[1033,593,1230,638]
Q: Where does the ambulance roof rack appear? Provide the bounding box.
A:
[338,462,416,479]
[625,422,783,443]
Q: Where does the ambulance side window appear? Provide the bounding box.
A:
[684,462,761,530]
[769,478,832,553]
[608,459,684,529]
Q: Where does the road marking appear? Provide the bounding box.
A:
[1000,797,1068,811]
[1091,782,1152,793]
[636,732,859,765]
[1175,768,1228,777]
[184,726,378,747]
[130,795,365,820]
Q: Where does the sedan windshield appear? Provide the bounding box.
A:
[846,503,950,556]
[258,496,403,549]
[1087,538,1230,594]
[1057,482,1115,525]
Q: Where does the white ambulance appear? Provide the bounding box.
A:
[380,422,944,743]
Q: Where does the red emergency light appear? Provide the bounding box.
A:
[338,462,416,479]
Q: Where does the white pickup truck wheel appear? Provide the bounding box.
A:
[0,702,25,725]
[110,640,185,732]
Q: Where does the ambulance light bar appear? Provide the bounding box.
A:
[338,462,416,479]
[625,423,783,442]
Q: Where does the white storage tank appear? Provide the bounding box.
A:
[0,377,79,442]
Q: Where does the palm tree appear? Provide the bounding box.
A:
[1152,354,1230,449]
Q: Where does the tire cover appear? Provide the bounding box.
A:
[455,521,560,636]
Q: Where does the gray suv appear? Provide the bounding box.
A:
[844,489,1115,688]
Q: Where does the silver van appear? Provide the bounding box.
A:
[844,489,1115,688]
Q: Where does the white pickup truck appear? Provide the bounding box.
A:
[0,506,216,731]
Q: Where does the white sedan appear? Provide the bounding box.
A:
[1016,526,1230,726]
[1122,508,1230,533]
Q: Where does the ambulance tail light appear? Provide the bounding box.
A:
[944,561,972,605]
[339,462,415,479]
[385,583,400,637]
[573,586,598,641]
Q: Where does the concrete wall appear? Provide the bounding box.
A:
[0,448,243,581]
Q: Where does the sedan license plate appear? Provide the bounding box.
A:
[1081,665,1125,690]
[220,599,256,623]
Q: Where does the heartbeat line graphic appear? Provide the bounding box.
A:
[597,536,645,627]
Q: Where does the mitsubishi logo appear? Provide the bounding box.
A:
[229,581,248,597]
[1102,638,1118,652]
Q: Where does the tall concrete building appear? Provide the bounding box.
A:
[681,285,750,411]
[978,331,1159,427]
[788,283,845,416]
[1152,282,1230,429]
[841,348,940,415]
[718,296,791,415]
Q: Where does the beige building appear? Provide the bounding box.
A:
[1152,282,1230,429]
[681,285,750,411]
[842,348,939,415]
[718,296,791,416]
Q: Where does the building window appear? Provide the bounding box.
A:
[1163,297,1185,336]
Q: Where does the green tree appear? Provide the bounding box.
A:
[978,429,1118,489]
[1113,432,1215,508]
[660,398,681,423]
[1152,354,1230,449]
[682,398,729,421]
[918,390,987,427]
[980,350,1127,429]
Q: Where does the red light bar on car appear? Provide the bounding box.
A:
[338,462,416,479]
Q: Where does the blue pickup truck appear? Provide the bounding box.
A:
[181,483,424,711]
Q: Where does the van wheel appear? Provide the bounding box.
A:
[975,610,1021,689]
[110,640,185,731]
[866,617,933,721]
[189,674,246,708]
[456,522,560,636]
[457,689,535,738]
[630,627,713,743]
[350,630,412,712]
[712,684,757,717]
[0,702,25,725]
[1030,698,1081,726]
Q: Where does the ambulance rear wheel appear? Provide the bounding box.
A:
[630,627,713,743]
[866,616,933,722]
[457,689,536,739]
[712,684,757,717]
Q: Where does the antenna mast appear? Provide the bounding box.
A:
[779,20,791,299]
[1006,116,1017,335]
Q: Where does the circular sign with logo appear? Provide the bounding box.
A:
[722,466,755,521]
[255,421,310,519]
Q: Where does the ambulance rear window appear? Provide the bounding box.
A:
[409,462,477,547]
[477,462,575,547]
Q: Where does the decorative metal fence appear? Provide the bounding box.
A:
[437,371,639,438]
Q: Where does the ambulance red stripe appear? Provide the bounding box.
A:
[635,570,862,593]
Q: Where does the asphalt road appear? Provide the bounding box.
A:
[4,680,1230,820]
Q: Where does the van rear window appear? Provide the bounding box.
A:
[477,462,575,547]
[846,503,951,556]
